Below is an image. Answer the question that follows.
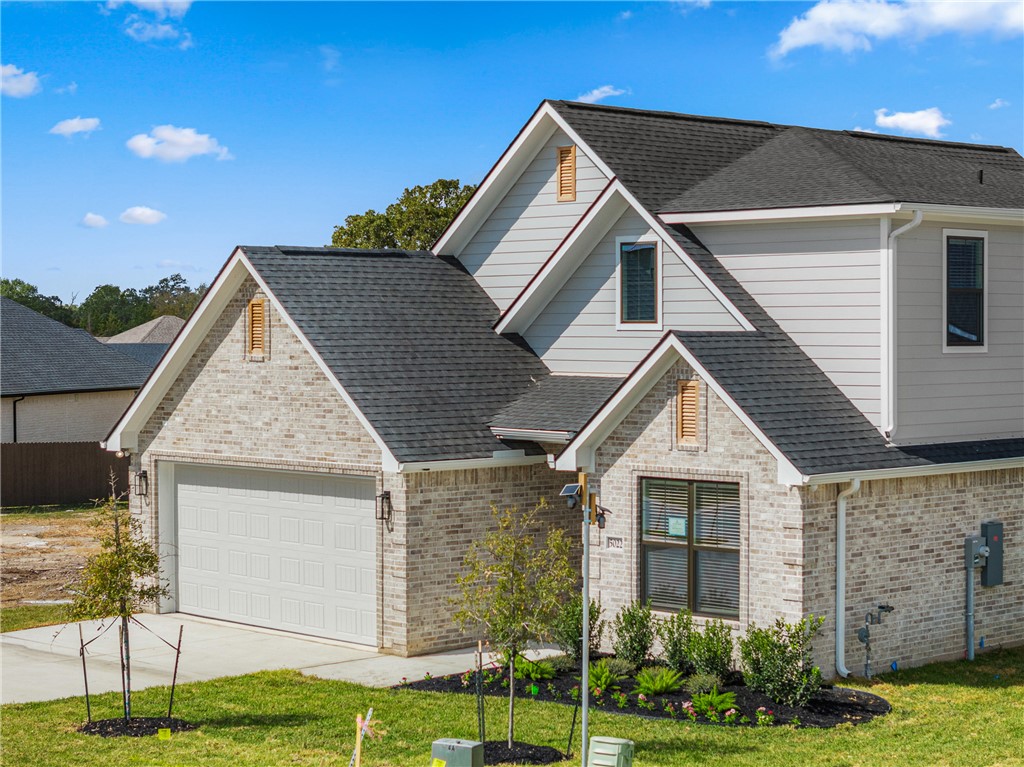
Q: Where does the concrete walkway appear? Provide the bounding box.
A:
[1,613,487,704]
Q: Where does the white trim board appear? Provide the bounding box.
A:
[661,202,1024,226]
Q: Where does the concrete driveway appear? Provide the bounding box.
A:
[1,613,483,704]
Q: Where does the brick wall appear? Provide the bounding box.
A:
[803,469,1024,675]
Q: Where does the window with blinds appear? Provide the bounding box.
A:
[677,379,700,445]
[641,478,740,618]
[619,241,658,323]
[248,298,265,355]
[945,234,985,346]
[556,145,576,202]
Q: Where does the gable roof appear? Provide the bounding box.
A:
[490,375,622,435]
[549,101,1024,214]
[240,247,551,463]
[1,297,151,397]
[106,315,185,344]
[108,343,170,368]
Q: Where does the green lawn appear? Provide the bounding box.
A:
[0,502,103,520]
[1,647,1021,767]
[0,603,68,633]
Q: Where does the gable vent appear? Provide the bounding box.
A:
[556,145,576,202]
[248,298,265,355]
[677,379,700,445]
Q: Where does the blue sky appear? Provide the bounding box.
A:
[3,0,1022,303]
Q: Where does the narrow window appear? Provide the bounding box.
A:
[248,298,265,355]
[677,379,700,445]
[641,478,740,619]
[556,145,576,202]
[945,233,985,347]
[619,241,658,324]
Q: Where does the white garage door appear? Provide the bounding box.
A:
[175,464,377,645]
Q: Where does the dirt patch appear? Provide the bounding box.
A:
[0,511,101,606]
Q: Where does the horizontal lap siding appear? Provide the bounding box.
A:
[694,220,883,427]
[896,221,1024,443]
[525,210,740,375]
[458,130,608,311]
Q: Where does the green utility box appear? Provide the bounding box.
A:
[430,738,483,767]
[588,736,634,767]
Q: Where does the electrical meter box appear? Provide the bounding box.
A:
[588,736,634,767]
[981,521,1004,587]
[430,738,483,767]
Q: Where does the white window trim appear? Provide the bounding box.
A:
[615,236,663,331]
[942,228,988,354]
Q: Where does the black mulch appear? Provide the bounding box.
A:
[483,741,565,765]
[402,664,890,729]
[78,717,198,738]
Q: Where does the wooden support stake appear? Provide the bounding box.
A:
[79,624,91,723]
[167,625,184,718]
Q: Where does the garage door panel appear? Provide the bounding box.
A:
[176,465,376,645]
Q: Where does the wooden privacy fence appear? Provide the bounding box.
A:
[1,442,129,507]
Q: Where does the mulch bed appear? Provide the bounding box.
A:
[483,741,565,765]
[403,664,890,730]
[78,717,197,737]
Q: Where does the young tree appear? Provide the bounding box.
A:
[331,178,476,251]
[452,500,574,748]
[67,476,168,721]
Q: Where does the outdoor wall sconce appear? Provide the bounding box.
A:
[134,469,149,498]
[375,491,393,522]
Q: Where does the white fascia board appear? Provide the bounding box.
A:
[398,453,550,473]
[660,203,900,225]
[434,107,560,257]
[489,427,572,444]
[905,203,1024,225]
[105,249,252,452]
[555,334,802,485]
[241,255,401,472]
[806,455,1024,487]
[495,182,626,334]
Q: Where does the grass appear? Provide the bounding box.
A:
[0,603,68,633]
[1,647,1021,767]
[0,501,108,520]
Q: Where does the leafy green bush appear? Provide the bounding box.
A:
[657,610,694,674]
[691,686,736,714]
[688,618,734,678]
[739,615,825,707]
[634,666,683,696]
[684,671,722,695]
[611,600,656,668]
[586,658,624,693]
[512,656,556,681]
[603,657,635,677]
[548,654,577,673]
[552,593,605,664]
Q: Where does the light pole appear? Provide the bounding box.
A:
[581,482,591,767]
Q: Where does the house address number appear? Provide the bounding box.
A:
[606,537,623,550]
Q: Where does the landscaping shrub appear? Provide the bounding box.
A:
[688,618,734,678]
[739,615,825,707]
[684,671,722,695]
[548,653,576,673]
[691,686,737,715]
[587,658,624,693]
[657,609,694,674]
[512,656,556,681]
[611,600,656,668]
[634,667,683,696]
[552,593,605,664]
[603,657,636,677]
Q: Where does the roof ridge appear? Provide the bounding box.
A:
[549,99,782,131]
[839,129,1016,154]
[791,127,895,200]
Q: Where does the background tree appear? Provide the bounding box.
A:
[77,284,151,336]
[452,500,574,749]
[142,273,206,319]
[331,178,476,250]
[67,477,168,721]
[0,278,76,325]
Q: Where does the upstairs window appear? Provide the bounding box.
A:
[556,145,576,202]
[944,229,987,350]
[618,240,659,326]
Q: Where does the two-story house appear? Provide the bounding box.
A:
[105,101,1023,676]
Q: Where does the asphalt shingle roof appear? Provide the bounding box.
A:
[1,297,151,397]
[241,246,551,463]
[490,375,623,434]
[110,343,170,369]
[550,101,1024,213]
[106,315,185,344]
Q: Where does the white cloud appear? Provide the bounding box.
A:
[874,107,951,138]
[672,0,712,11]
[989,97,1009,109]
[319,45,341,72]
[120,206,167,225]
[577,85,628,104]
[56,81,78,95]
[1,63,42,97]
[50,116,102,137]
[618,10,633,21]
[106,1,192,20]
[124,15,193,48]
[851,125,880,134]
[126,124,232,162]
[771,0,1024,59]
[81,213,109,228]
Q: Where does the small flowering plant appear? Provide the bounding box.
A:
[399,676,409,687]
[422,672,432,682]
[612,691,629,709]
[636,693,655,711]
[705,707,720,723]
[755,706,775,727]
[663,701,678,719]
[723,708,740,725]
[460,671,473,688]
[681,701,697,722]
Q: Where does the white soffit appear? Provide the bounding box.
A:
[661,202,1024,226]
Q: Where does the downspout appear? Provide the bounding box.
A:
[11,396,26,443]
[835,478,861,678]
[882,209,924,441]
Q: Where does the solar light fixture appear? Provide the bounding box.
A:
[560,483,582,508]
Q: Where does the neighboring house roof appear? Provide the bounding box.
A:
[1,297,151,397]
[241,246,552,463]
[490,375,623,434]
[109,343,170,369]
[106,315,186,344]
[549,101,1024,213]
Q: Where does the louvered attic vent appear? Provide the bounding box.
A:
[248,298,265,355]
[556,145,576,202]
[677,379,700,445]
